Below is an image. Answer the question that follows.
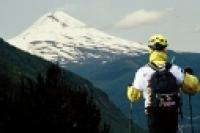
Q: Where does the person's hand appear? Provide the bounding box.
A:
[182,73,199,95]
[184,67,193,74]
[127,85,141,102]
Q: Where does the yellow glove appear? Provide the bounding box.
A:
[127,86,141,102]
[197,84,200,92]
[182,73,199,95]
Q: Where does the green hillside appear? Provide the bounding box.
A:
[0,38,145,133]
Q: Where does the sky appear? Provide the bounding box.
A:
[1,0,200,53]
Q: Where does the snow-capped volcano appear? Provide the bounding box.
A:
[8,10,147,64]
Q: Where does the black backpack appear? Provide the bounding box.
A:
[148,62,180,109]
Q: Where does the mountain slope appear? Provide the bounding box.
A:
[0,38,145,133]
[70,50,200,125]
[70,51,200,131]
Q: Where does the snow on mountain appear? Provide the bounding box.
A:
[8,10,147,64]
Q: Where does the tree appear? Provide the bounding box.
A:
[0,63,110,133]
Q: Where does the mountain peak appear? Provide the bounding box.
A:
[47,10,86,27]
[8,10,147,64]
[30,10,86,29]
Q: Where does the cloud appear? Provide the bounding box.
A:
[194,25,200,32]
[114,9,172,29]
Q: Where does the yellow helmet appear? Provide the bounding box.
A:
[148,34,168,50]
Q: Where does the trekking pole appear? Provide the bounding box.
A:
[171,56,175,64]
[129,101,133,133]
[189,95,194,133]
[184,67,194,133]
